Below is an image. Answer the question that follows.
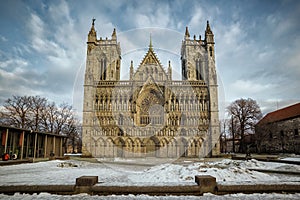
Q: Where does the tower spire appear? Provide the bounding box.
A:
[112,28,117,40]
[149,34,153,50]
[130,60,134,80]
[88,18,97,43]
[168,60,172,80]
[205,20,214,45]
[185,26,190,39]
[205,20,212,34]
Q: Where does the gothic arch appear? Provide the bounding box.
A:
[194,53,204,80]
[209,47,213,57]
[98,53,107,80]
[105,137,114,157]
[144,138,156,157]
[114,137,125,157]
[134,138,142,157]
[91,137,97,157]
[142,136,160,157]
[96,138,106,157]
[125,137,134,147]
[148,135,160,145]
[188,138,200,157]
[178,137,188,157]
[159,137,169,157]
[198,137,207,157]
[162,137,169,145]
[167,137,177,157]
[136,86,164,126]
[125,137,134,157]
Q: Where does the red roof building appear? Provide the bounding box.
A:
[255,103,300,154]
[257,103,300,125]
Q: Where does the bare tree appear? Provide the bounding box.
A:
[63,116,81,153]
[227,98,262,153]
[220,119,229,153]
[40,101,57,133]
[228,116,240,153]
[28,96,47,131]
[53,103,73,135]
[2,96,32,129]
[255,121,269,153]
[0,95,82,152]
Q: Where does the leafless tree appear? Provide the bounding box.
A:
[227,98,262,153]
[220,119,229,153]
[227,116,240,153]
[40,101,57,133]
[1,95,32,129]
[0,95,82,152]
[63,116,81,153]
[53,103,73,135]
[28,96,47,131]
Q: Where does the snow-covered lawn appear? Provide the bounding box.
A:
[0,158,299,199]
[281,157,300,162]
[0,158,299,186]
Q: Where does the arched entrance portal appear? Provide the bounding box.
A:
[145,138,156,157]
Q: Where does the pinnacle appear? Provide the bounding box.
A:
[185,26,190,38]
[112,28,117,39]
[206,20,213,34]
[149,34,153,50]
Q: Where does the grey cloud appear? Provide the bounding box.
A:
[1,0,299,115]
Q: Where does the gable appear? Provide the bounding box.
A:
[133,48,168,81]
[138,75,164,97]
[140,49,161,65]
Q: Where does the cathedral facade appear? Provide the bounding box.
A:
[82,20,220,158]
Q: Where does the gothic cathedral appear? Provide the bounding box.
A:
[82,20,220,158]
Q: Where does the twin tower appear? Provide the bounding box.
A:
[82,19,220,158]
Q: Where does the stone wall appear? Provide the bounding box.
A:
[256,117,300,154]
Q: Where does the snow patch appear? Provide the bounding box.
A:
[0,159,299,186]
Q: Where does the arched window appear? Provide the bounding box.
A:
[182,59,187,79]
[195,59,202,80]
[99,55,107,80]
[118,114,123,126]
[209,47,213,57]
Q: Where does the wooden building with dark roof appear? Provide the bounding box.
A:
[0,125,66,160]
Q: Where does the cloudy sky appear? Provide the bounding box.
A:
[0,0,300,118]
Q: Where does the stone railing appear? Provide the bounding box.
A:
[96,80,207,87]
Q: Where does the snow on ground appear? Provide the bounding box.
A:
[281,157,300,162]
[0,192,300,200]
[0,158,299,186]
[0,160,130,185]
[0,158,300,199]
[128,158,300,185]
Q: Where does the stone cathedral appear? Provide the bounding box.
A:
[82,20,220,158]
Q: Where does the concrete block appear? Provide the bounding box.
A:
[76,176,98,186]
[195,175,216,193]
